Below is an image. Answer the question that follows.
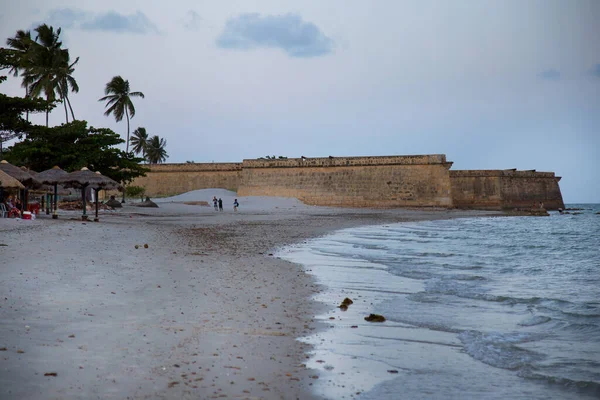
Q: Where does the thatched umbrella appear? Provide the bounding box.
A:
[0,169,25,189]
[0,160,43,215]
[89,171,121,222]
[59,167,121,221]
[37,166,69,218]
[0,170,24,217]
[0,161,40,186]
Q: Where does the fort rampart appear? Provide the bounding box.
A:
[131,162,242,197]
[129,155,564,210]
[238,155,453,207]
[449,170,564,210]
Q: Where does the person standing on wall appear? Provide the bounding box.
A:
[218,198,223,211]
[233,199,239,212]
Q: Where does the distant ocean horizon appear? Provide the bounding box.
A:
[279,204,600,399]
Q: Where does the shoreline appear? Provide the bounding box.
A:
[0,197,502,399]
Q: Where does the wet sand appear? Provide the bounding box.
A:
[0,192,499,399]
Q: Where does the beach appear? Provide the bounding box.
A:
[0,191,498,399]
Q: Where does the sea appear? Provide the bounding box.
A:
[278,205,600,400]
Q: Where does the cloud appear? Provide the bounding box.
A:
[81,11,159,34]
[184,10,201,31]
[590,64,600,78]
[216,13,334,58]
[46,8,88,29]
[538,69,561,80]
[44,8,159,34]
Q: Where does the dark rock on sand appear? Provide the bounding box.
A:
[136,197,159,208]
[338,297,354,311]
[364,314,386,322]
[105,198,122,208]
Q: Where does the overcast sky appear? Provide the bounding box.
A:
[1,0,598,202]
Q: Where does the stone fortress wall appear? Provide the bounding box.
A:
[130,154,565,210]
[239,155,453,208]
[131,162,242,197]
[450,169,564,210]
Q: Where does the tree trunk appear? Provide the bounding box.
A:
[66,95,75,121]
[45,95,49,127]
[25,84,30,122]
[125,108,130,154]
[63,98,69,123]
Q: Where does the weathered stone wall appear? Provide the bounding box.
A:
[130,156,564,210]
[130,163,242,197]
[238,155,454,208]
[450,170,564,210]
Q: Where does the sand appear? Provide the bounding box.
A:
[0,190,499,399]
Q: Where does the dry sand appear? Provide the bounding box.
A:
[0,190,500,399]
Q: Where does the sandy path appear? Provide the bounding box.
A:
[0,200,499,399]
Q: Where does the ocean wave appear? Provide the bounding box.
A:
[517,315,552,326]
[519,371,600,397]
[458,330,546,370]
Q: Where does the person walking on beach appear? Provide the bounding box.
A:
[213,196,218,211]
[233,199,239,212]
[218,198,223,211]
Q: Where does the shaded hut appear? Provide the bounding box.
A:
[0,160,43,215]
[0,169,25,190]
[89,171,121,221]
[0,169,25,205]
[59,167,121,221]
[37,166,69,218]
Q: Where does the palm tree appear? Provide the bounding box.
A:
[21,24,78,126]
[4,30,34,120]
[130,127,149,161]
[98,76,145,154]
[146,135,168,164]
[56,54,79,122]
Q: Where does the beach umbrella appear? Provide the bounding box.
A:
[59,167,121,221]
[0,169,25,189]
[0,160,42,187]
[0,160,43,215]
[89,171,121,222]
[0,170,25,213]
[37,166,69,218]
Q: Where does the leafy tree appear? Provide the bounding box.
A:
[130,127,149,161]
[125,185,146,201]
[0,84,48,159]
[146,135,168,164]
[5,120,148,184]
[99,76,144,153]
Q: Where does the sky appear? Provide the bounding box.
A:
[0,0,598,203]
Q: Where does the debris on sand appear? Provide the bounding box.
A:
[144,244,149,248]
[183,201,209,207]
[364,314,386,322]
[338,297,353,310]
[168,381,179,388]
[44,372,58,377]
